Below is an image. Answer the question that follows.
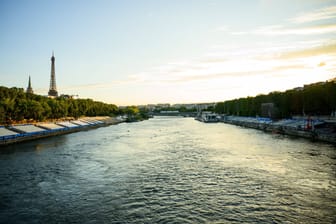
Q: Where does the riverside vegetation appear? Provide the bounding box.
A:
[0,86,148,125]
[1,79,336,125]
[214,80,336,118]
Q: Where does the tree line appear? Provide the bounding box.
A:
[0,86,119,124]
[214,80,336,118]
[1,79,335,124]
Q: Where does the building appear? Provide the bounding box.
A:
[26,76,33,94]
[48,52,58,97]
[172,103,198,110]
[196,103,216,112]
[60,94,79,99]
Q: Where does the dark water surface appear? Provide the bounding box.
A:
[0,117,335,223]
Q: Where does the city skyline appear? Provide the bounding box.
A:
[1,0,336,106]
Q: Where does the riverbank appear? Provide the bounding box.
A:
[0,116,125,146]
[194,112,336,144]
[220,116,336,144]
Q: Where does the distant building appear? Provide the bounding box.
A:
[60,94,79,99]
[48,52,58,97]
[157,103,170,108]
[293,87,304,91]
[172,103,198,110]
[26,75,33,94]
[196,103,216,111]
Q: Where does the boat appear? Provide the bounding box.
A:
[195,111,219,123]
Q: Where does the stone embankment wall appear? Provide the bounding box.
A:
[221,116,336,144]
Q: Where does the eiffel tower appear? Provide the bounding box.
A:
[48,52,58,97]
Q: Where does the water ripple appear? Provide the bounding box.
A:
[0,117,335,223]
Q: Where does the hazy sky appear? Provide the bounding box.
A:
[1,0,335,106]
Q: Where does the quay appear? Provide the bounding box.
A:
[0,116,125,146]
[195,114,336,144]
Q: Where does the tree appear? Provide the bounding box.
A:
[124,106,139,116]
[26,100,44,121]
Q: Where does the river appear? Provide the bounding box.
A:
[0,117,335,223]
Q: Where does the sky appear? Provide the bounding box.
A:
[1,0,335,106]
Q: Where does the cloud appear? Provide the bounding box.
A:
[229,24,336,37]
[278,42,336,59]
[318,61,326,67]
[177,62,310,83]
[272,64,307,70]
[290,5,336,23]
[129,54,311,85]
[254,24,336,36]
[120,24,336,90]
[230,5,336,36]
[167,70,271,83]
[198,56,228,64]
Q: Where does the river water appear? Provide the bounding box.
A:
[0,117,335,223]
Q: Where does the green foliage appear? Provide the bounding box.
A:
[119,106,152,122]
[0,86,119,124]
[123,106,140,116]
[214,80,336,118]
